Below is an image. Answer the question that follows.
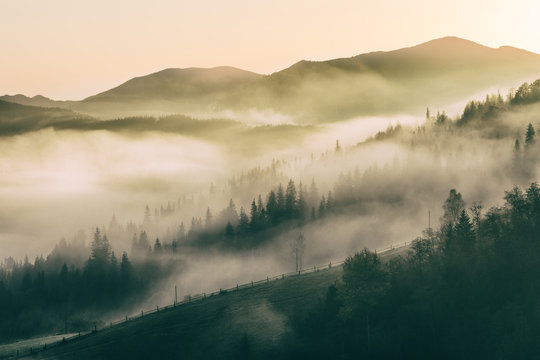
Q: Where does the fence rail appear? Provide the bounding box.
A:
[0,240,410,359]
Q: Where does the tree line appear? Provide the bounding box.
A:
[0,228,173,342]
[282,183,540,359]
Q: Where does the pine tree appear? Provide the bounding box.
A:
[223,199,239,226]
[224,221,235,240]
[441,189,466,226]
[153,238,162,253]
[266,190,278,225]
[319,196,326,218]
[257,195,266,227]
[143,205,151,227]
[525,123,535,147]
[205,208,213,228]
[250,199,259,232]
[326,191,334,210]
[309,178,319,207]
[297,182,307,222]
[237,207,250,237]
[455,210,475,252]
[276,184,285,216]
[178,222,186,242]
[120,252,134,290]
[89,228,111,269]
[335,139,342,153]
[285,180,297,218]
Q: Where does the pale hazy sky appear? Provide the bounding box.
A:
[1,0,539,100]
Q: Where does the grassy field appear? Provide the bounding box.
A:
[0,334,81,359]
[18,246,407,360]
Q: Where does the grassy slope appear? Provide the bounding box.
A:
[23,247,407,360]
[26,267,342,359]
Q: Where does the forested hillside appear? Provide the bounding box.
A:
[2,78,540,344]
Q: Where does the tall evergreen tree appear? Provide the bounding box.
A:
[297,182,308,222]
[177,222,186,242]
[224,221,235,240]
[250,199,260,232]
[319,196,326,218]
[266,190,278,225]
[285,180,297,218]
[454,210,475,252]
[153,238,162,253]
[309,178,319,207]
[89,228,111,269]
[441,189,465,226]
[276,184,285,216]
[205,208,213,228]
[525,122,536,147]
[237,207,250,237]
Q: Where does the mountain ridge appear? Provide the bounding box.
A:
[3,37,540,122]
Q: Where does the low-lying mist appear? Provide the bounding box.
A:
[3,81,540,338]
[0,112,422,260]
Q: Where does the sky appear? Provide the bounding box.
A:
[1,0,539,100]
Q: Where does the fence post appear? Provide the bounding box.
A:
[267,276,269,282]
[236,284,239,290]
[329,262,332,269]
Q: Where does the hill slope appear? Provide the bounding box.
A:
[26,267,343,359]
[243,36,540,121]
[0,100,90,136]
[73,66,263,117]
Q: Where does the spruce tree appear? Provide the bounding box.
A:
[525,123,535,147]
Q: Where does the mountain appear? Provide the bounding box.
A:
[0,94,72,108]
[8,37,540,123]
[74,66,263,117]
[240,36,540,121]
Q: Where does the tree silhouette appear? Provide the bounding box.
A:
[339,249,389,348]
[285,179,297,218]
[525,122,535,147]
[89,228,111,270]
[441,189,465,226]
